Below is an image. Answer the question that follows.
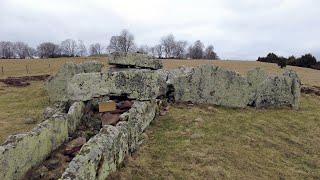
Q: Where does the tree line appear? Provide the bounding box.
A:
[257,53,320,70]
[0,29,219,60]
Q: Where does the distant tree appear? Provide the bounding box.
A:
[76,40,87,57]
[161,34,175,58]
[155,44,163,58]
[149,46,157,57]
[296,53,317,68]
[287,55,296,65]
[0,41,14,59]
[277,57,287,68]
[188,40,204,59]
[173,40,188,59]
[204,45,219,60]
[89,43,103,56]
[13,42,36,59]
[137,45,149,54]
[61,39,77,57]
[37,42,60,58]
[107,29,135,53]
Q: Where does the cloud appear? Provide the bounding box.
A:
[0,0,319,60]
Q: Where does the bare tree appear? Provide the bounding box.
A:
[107,29,135,53]
[0,41,14,59]
[13,42,35,59]
[188,40,204,59]
[161,34,175,58]
[76,40,87,57]
[173,40,188,59]
[37,42,60,58]
[155,44,163,58]
[61,39,77,56]
[149,46,157,57]
[204,45,219,60]
[89,43,103,56]
[137,45,149,54]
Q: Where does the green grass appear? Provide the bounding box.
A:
[110,95,320,180]
[0,81,50,143]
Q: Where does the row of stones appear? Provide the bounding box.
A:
[0,102,85,180]
[61,100,160,179]
[157,65,301,108]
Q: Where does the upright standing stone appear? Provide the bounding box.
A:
[47,61,104,102]
[173,65,250,108]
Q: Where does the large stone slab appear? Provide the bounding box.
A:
[254,70,301,108]
[109,52,163,70]
[173,65,250,108]
[67,69,166,101]
[47,61,104,102]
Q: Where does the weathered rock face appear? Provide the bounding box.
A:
[247,68,269,105]
[156,66,193,85]
[0,101,85,180]
[67,69,167,101]
[47,61,103,102]
[0,113,69,180]
[61,100,159,180]
[254,70,301,108]
[173,65,250,108]
[109,52,163,70]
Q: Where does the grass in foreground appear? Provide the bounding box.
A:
[110,95,320,180]
[0,81,50,143]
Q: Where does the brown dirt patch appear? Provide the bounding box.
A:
[0,74,50,87]
[301,86,320,96]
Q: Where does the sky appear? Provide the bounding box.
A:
[0,0,319,60]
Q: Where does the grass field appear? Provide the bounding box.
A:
[110,94,320,179]
[1,57,320,179]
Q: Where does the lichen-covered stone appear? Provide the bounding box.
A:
[109,52,163,70]
[255,70,301,108]
[0,113,69,180]
[47,61,104,102]
[67,102,85,135]
[173,65,250,108]
[78,61,104,73]
[67,69,166,101]
[61,100,159,180]
[247,68,268,91]
[247,68,269,105]
[156,66,193,85]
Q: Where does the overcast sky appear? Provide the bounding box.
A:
[0,0,319,60]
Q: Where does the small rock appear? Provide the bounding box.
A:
[119,112,129,121]
[110,109,128,114]
[33,166,48,179]
[43,107,56,119]
[117,100,134,109]
[101,113,120,126]
[45,159,60,170]
[24,117,36,124]
[55,153,71,162]
[141,133,148,141]
[194,117,204,123]
[160,111,167,116]
[207,106,214,110]
[64,137,86,156]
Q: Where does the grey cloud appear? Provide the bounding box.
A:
[0,0,319,60]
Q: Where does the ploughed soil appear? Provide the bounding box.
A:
[301,86,320,96]
[0,74,50,87]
